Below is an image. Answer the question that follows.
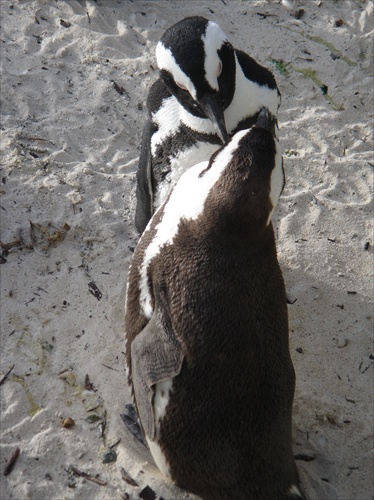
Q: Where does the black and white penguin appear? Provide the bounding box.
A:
[125,109,305,500]
[134,16,280,233]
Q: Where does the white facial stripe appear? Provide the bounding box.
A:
[225,54,280,133]
[267,139,283,225]
[202,21,228,91]
[180,105,217,134]
[150,96,181,154]
[140,130,248,318]
[156,42,197,99]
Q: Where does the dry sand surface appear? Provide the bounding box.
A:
[0,1,373,499]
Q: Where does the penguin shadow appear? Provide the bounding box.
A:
[283,267,372,500]
[292,426,339,500]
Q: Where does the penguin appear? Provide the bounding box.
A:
[125,108,306,500]
[134,15,280,233]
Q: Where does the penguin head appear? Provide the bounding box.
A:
[198,107,285,237]
[156,16,236,143]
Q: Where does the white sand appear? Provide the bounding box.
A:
[0,1,373,499]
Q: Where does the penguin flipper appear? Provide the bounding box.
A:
[135,120,157,233]
[131,306,184,441]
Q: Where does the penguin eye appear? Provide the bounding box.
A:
[176,81,188,91]
[217,61,222,77]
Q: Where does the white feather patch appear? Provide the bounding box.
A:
[156,42,197,99]
[202,21,228,91]
[153,140,219,209]
[145,379,174,478]
[150,96,182,154]
[146,437,172,479]
[180,105,217,135]
[288,484,305,498]
[139,130,248,318]
[225,54,280,133]
[151,95,219,156]
[153,379,173,429]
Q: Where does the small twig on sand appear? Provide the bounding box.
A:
[70,465,107,486]
[0,364,15,386]
[109,438,121,449]
[100,410,107,438]
[120,466,139,487]
[84,374,95,391]
[3,447,20,476]
[87,404,101,412]
[102,364,119,372]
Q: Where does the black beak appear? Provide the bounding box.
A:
[256,107,269,129]
[199,94,228,144]
[256,107,276,134]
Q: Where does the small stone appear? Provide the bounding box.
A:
[60,417,75,429]
[100,448,117,464]
[139,486,157,500]
[336,338,349,348]
[86,414,101,424]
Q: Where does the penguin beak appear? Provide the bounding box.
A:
[256,107,269,129]
[256,107,276,134]
[199,94,228,144]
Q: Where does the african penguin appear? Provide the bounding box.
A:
[134,15,281,233]
[125,109,305,500]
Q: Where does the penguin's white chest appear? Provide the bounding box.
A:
[154,140,218,208]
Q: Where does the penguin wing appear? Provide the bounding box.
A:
[134,120,157,233]
[131,303,184,441]
[135,79,173,233]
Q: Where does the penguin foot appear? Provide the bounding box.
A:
[120,404,147,447]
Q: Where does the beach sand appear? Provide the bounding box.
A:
[0,1,373,499]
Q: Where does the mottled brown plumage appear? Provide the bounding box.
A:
[125,111,305,500]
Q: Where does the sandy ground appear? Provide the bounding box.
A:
[0,1,373,499]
